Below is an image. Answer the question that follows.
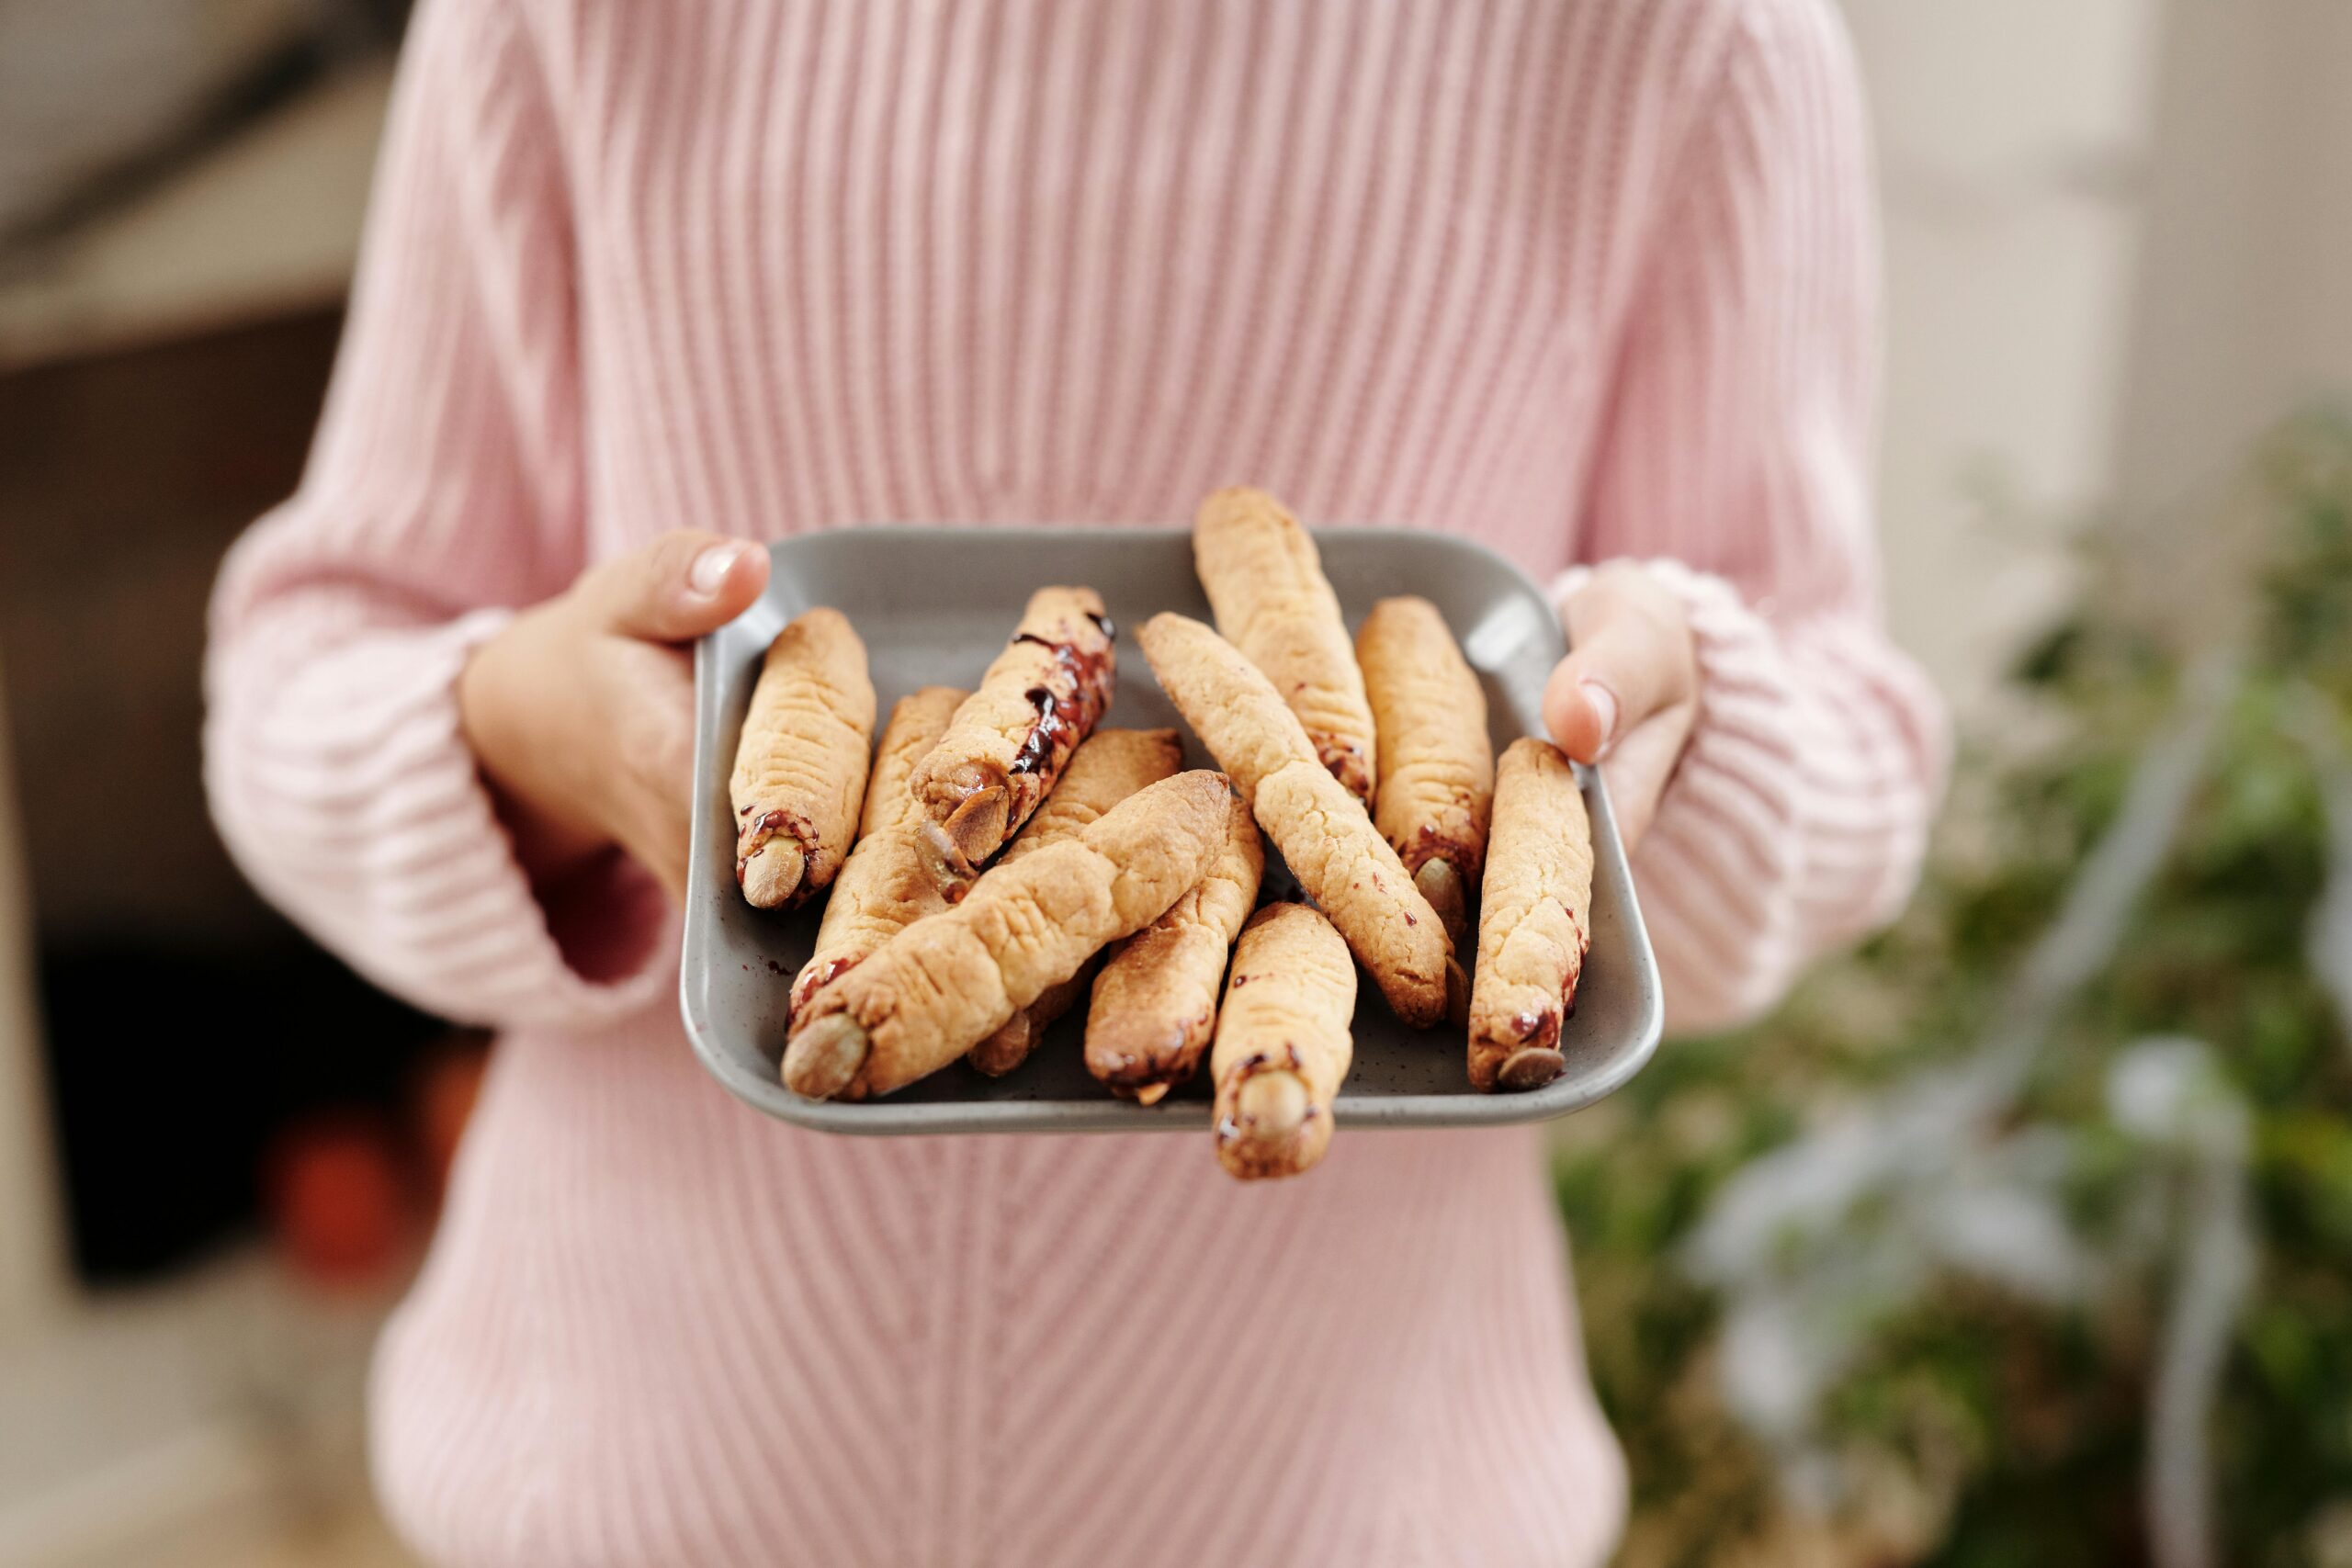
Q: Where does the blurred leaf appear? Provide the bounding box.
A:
[1564,408,2352,1568]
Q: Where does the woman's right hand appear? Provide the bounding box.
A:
[458,530,770,905]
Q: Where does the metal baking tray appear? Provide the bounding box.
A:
[683,525,1661,1134]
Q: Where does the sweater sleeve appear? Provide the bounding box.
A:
[204,0,673,1031]
[1565,0,1949,1034]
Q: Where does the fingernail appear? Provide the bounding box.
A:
[1581,680,1620,760]
[688,543,742,597]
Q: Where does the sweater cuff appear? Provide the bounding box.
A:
[210,606,677,1034]
[1548,560,1808,1031]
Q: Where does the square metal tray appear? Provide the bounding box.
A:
[683,525,1661,1134]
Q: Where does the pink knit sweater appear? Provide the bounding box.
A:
[206,1,1944,1562]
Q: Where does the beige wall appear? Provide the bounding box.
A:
[1851,0,2352,701]
[2113,0,2352,522]
[1843,0,2161,710]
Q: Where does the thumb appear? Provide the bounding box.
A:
[579,530,769,642]
[1541,568,1695,764]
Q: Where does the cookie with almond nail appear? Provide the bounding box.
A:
[729,607,876,909]
[1356,594,1493,949]
[1084,788,1264,1101]
[1467,738,1593,1093]
[1210,902,1355,1180]
[907,586,1116,894]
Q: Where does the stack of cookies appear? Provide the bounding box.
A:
[729,488,1595,1182]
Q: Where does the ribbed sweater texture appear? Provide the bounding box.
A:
[204,1,1946,1562]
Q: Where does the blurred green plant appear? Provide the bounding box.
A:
[1558,412,2352,1568]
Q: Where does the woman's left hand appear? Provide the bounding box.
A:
[1541,563,1700,851]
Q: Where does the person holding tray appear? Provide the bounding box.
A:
[204,1,1947,1562]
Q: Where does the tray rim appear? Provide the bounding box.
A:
[682,522,1663,1135]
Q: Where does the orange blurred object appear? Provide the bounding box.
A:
[264,1115,409,1290]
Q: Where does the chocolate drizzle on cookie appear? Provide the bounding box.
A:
[1007,634,1113,780]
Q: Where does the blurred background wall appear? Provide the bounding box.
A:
[0,1,2344,1563]
[1855,0,2154,706]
